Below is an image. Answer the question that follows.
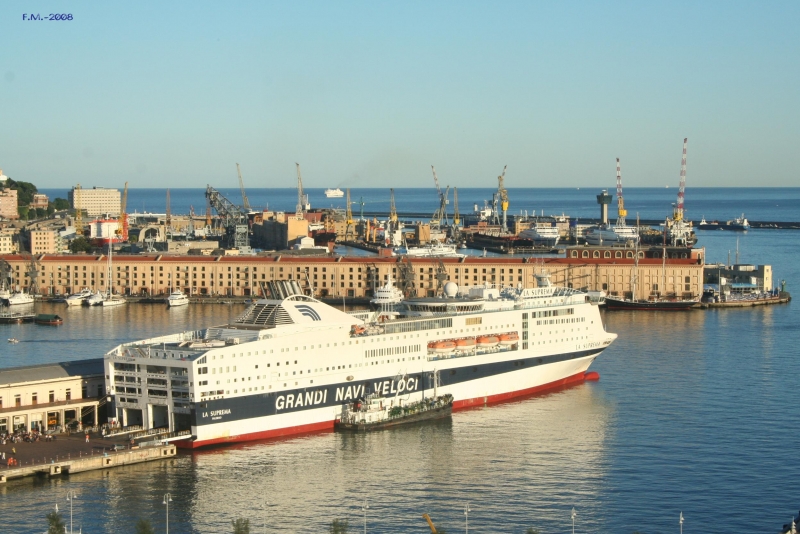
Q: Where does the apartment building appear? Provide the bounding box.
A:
[69,186,121,217]
[0,188,18,220]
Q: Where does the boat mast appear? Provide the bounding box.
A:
[631,215,639,302]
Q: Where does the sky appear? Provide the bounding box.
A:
[1,1,799,189]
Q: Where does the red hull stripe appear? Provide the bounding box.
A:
[177,370,592,449]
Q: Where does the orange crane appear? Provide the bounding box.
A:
[120,181,129,241]
[422,513,438,533]
[615,159,627,227]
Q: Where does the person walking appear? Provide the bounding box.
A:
[85,433,90,443]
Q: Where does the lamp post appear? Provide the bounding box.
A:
[362,498,369,534]
[66,490,78,534]
[571,507,576,534]
[464,503,471,534]
[163,493,173,534]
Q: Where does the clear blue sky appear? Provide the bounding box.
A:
[2,1,798,189]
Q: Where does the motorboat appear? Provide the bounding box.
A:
[65,287,93,306]
[84,291,105,306]
[167,291,190,307]
[5,291,34,306]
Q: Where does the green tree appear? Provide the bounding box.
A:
[6,178,38,206]
[135,518,156,534]
[69,236,92,253]
[35,207,47,219]
[53,198,71,211]
[46,510,66,534]
[47,203,55,216]
[17,206,29,220]
[232,518,250,534]
[329,518,349,534]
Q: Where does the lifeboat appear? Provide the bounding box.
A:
[476,335,499,348]
[498,332,519,346]
[455,338,476,350]
[428,340,456,354]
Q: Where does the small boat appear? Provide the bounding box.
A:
[65,287,93,306]
[7,338,19,343]
[697,214,750,231]
[167,291,189,307]
[35,314,64,326]
[498,332,519,346]
[5,291,34,306]
[325,188,344,198]
[84,291,105,306]
[102,294,127,307]
[476,335,499,348]
[335,393,454,432]
[604,295,699,311]
[427,340,456,354]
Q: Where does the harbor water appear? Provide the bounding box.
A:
[2,191,800,532]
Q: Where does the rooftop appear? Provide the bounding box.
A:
[0,358,104,386]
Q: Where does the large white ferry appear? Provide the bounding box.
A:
[104,278,616,448]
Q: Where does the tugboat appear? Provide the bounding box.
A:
[335,393,454,432]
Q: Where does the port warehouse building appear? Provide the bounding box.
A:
[0,359,106,434]
[0,246,705,300]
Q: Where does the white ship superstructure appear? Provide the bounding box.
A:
[105,280,616,448]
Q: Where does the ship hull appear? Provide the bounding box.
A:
[177,349,604,448]
[605,296,698,311]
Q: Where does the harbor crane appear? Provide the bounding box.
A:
[165,189,172,239]
[73,183,83,235]
[205,185,250,250]
[344,188,355,241]
[452,187,462,241]
[430,166,449,229]
[492,165,509,232]
[295,163,310,219]
[615,158,627,227]
[120,181,129,241]
[673,138,688,222]
[236,163,251,212]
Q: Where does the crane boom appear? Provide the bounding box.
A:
[120,181,129,241]
[422,513,437,533]
[498,165,509,232]
[295,163,305,219]
[237,163,251,211]
[674,138,688,221]
[615,158,627,226]
[453,187,460,227]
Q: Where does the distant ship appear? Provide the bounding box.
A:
[394,241,466,258]
[325,188,344,198]
[518,220,560,247]
[584,225,639,245]
[697,215,750,231]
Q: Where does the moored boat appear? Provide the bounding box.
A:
[35,313,64,325]
[335,393,454,432]
[65,288,93,306]
[604,295,699,311]
[5,291,34,306]
[167,291,190,307]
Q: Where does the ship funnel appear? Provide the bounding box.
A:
[265,280,305,300]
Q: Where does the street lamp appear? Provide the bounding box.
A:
[571,507,576,534]
[362,498,369,534]
[163,493,173,534]
[66,490,78,534]
[464,503,471,534]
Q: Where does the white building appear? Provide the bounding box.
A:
[89,218,121,244]
[69,186,121,217]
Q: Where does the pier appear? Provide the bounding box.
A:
[1,438,176,484]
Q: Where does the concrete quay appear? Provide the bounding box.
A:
[0,434,176,484]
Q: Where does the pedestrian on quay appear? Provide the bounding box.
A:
[85,433,90,443]
[11,447,16,456]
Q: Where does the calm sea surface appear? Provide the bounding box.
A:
[3,189,799,533]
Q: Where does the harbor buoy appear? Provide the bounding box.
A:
[584,371,600,381]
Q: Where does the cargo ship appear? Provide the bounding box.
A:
[104,277,616,448]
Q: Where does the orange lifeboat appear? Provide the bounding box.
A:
[498,332,519,346]
[476,335,499,348]
[428,340,456,354]
[455,338,476,350]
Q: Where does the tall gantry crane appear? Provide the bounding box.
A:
[344,188,354,241]
[165,189,172,238]
[498,165,509,232]
[237,163,251,212]
[452,187,461,240]
[615,159,627,227]
[74,183,83,235]
[120,181,129,241]
[205,185,250,249]
[430,166,449,228]
[295,163,310,219]
[673,138,688,222]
